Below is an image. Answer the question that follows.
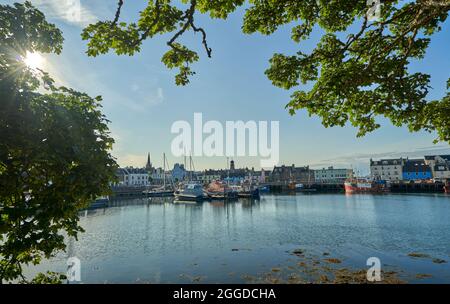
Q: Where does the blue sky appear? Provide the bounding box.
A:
[8,0,450,173]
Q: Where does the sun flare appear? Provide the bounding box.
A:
[23,51,45,70]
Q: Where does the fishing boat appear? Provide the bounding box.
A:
[236,181,260,199]
[239,185,260,199]
[145,187,174,197]
[288,169,317,192]
[205,181,238,200]
[294,183,317,193]
[175,182,204,201]
[344,178,389,194]
[229,184,243,194]
[444,180,450,194]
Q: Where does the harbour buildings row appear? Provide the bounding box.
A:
[369,155,450,182]
[113,154,450,187]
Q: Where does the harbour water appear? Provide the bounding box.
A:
[24,193,450,283]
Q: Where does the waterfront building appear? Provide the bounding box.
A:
[223,159,249,182]
[402,159,432,181]
[370,158,405,181]
[424,155,450,181]
[150,167,172,185]
[270,165,314,183]
[171,163,187,182]
[229,165,262,184]
[314,167,354,184]
[260,169,267,183]
[223,165,248,183]
[198,163,264,185]
[115,168,127,186]
[244,168,265,184]
[433,163,450,181]
[223,175,245,184]
[115,167,150,186]
[198,170,221,184]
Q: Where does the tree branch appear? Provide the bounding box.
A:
[190,21,212,58]
[111,0,124,26]
[167,0,197,54]
[166,0,212,58]
[131,0,161,47]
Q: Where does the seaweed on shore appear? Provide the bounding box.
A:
[243,250,405,284]
[416,273,432,279]
[324,258,342,264]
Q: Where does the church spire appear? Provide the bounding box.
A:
[145,153,152,170]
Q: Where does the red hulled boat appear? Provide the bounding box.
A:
[344,178,389,194]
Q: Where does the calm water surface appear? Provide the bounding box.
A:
[25,193,450,283]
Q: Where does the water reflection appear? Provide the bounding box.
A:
[24,193,450,283]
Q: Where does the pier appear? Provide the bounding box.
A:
[260,182,344,193]
[390,182,445,193]
[111,186,149,198]
[260,181,447,194]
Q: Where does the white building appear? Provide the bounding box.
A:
[314,167,354,183]
[370,158,405,181]
[198,170,221,184]
[260,169,267,183]
[150,167,172,185]
[243,171,265,184]
[424,155,450,181]
[116,167,150,186]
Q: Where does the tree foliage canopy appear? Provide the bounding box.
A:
[83,0,450,141]
[0,2,117,283]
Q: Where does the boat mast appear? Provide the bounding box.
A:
[308,166,311,185]
[227,157,230,185]
[184,148,187,182]
[189,154,196,181]
[189,154,193,181]
[163,153,166,188]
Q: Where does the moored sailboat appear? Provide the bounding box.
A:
[144,153,174,197]
[174,154,205,201]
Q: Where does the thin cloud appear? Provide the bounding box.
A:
[115,153,147,168]
[127,87,164,111]
[31,0,98,27]
[131,84,140,92]
[155,87,164,104]
[312,146,450,170]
